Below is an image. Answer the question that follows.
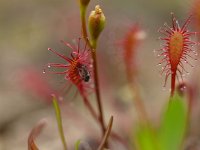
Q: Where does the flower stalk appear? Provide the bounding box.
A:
[79,3,107,145]
[80,7,88,42]
[91,43,107,136]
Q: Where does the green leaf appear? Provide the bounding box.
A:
[75,140,81,150]
[158,93,187,150]
[134,123,158,150]
[52,96,68,150]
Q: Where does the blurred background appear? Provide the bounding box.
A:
[0,0,200,149]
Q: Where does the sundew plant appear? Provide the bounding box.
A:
[26,0,200,150]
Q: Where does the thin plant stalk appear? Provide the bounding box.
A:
[79,5,107,139]
[82,92,129,148]
[91,43,106,134]
[97,116,113,150]
[81,92,128,148]
[79,4,128,148]
[81,92,99,120]
[52,96,68,150]
[80,8,88,42]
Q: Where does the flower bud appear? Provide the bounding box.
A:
[88,5,105,46]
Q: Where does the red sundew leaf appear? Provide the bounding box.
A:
[28,120,47,150]
[117,24,146,81]
[19,68,57,103]
[46,38,93,97]
[122,25,145,67]
[157,13,198,96]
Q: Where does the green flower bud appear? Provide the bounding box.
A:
[88,5,105,47]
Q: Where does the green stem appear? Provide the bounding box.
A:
[52,96,68,150]
[80,7,88,40]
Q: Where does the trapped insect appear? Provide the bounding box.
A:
[77,64,90,82]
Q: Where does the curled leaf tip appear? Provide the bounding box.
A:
[28,119,47,150]
[97,116,113,150]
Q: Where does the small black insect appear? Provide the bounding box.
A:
[77,64,90,82]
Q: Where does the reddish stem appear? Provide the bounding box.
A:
[171,71,176,97]
[91,50,106,132]
[79,5,107,147]
[81,92,128,148]
[81,92,98,120]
